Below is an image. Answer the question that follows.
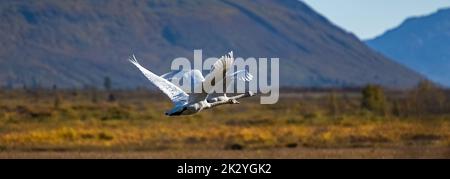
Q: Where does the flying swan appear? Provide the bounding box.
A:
[129,51,255,116]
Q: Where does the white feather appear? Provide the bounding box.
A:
[161,69,205,93]
[128,55,189,106]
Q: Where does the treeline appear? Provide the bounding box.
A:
[351,80,449,117]
[279,80,450,119]
[1,79,449,119]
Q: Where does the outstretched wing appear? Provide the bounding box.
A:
[189,51,234,103]
[129,55,188,106]
[226,70,253,83]
[207,70,253,99]
[160,69,205,93]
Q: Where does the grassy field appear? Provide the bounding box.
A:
[0,87,449,158]
[1,147,449,159]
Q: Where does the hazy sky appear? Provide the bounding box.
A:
[301,0,450,40]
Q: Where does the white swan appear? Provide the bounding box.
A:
[129,51,254,116]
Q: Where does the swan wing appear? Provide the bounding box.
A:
[190,51,234,103]
[129,55,188,106]
[161,69,205,93]
[207,69,253,99]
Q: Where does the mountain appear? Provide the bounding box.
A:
[0,0,423,89]
[366,8,450,86]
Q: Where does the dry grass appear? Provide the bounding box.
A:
[0,89,449,158]
[1,147,449,159]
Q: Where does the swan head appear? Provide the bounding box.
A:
[165,103,201,116]
[165,106,187,116]
[166,105,198,116]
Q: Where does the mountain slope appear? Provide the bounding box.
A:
[366,8,450,86]
[0,0,423,88]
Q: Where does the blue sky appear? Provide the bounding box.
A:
[301,0,450,40]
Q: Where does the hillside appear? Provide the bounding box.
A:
[0,0,423,88]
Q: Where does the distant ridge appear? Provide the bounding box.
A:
[367,8,450,86]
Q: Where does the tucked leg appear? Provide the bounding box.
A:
[228,91,255,100]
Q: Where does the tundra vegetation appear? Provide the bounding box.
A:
[0,80,449,158]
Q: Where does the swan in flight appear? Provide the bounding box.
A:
[129,51,255,116]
